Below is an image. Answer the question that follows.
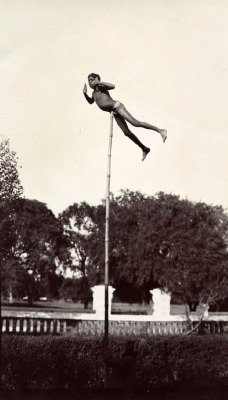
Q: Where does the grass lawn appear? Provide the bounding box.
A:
[2,300,227,316]
[1,300,94,313]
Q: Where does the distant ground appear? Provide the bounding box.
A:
[1,300,94,313]
[2,300,224,316]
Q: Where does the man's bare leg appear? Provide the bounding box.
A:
[114,114,150,161]
[142,147,150,161]
[116,106,167,142]
[160,129,167,143]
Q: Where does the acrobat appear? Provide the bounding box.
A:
[83,73,167,161]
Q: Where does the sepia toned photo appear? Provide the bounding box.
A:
[1,1,228,399]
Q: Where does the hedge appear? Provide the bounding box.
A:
[1,335,228,390]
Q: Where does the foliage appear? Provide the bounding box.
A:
[1,335,228,390]
[86,190,228,308]
[0,137,23,254]
[59,202,98,307]
[158,195,228,306]
[59,277,92,303]
[58,190,228,307]
[2,198,68,303]
[1,336,104,390]
[0,137,23,300]
[0,136,23,208]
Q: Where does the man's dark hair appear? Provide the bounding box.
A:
[88,73,101,81]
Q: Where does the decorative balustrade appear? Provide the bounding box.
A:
[1,317,69,335]
[1,311,228,336]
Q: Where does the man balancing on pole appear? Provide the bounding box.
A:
[83,73,167,161]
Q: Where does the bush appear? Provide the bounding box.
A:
[1,335,228,390]
[1,336,104,390]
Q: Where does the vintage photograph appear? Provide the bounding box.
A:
[1,1,228,399]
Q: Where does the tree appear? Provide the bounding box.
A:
[86,190,162,302]
[57,189,228,309]
[59,202,98,308]
[5,198,68,304]
[88,190,228,308]
[155,196,228,311]
[0,136,23,301]
[0,137,23,206]
[59,277,92,303]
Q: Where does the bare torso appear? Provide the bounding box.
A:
[93,87,116,112]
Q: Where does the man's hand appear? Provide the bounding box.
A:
[83,84,87,94]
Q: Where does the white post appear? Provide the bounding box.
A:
[150,288,171,318]
[91,285,115,316]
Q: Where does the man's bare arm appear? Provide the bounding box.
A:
[83,84,94,104]
[98,81,115,90]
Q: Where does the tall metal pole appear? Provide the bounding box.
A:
[104,111,114,388]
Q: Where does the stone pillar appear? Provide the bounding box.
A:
[91,285,115,316]
[201,304,209,317]
[150,288,171,318]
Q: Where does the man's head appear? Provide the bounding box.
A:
[88,73,100,88]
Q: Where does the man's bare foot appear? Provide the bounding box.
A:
[160,129,167,143]
[142,147,150,161]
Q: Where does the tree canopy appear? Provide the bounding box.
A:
[78,190,228,307]
[59,202,97,307]
[0,137,23,255]
[11,198,67,302]
[0,136,23,206]
[0,137,24,300]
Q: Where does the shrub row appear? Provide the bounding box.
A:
[1,335,228,390]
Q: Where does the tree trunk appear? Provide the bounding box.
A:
[81,259,88,309]
[28,292,33,306]
[83,298,89,309]
[9,285,13,304]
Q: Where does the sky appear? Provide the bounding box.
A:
[1,0,228,216]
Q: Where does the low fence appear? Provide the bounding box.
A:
[1,310,228,336]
